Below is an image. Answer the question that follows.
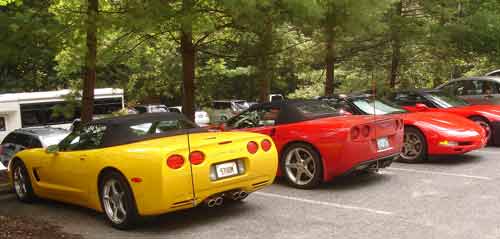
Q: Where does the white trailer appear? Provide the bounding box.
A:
[0,88,124,141]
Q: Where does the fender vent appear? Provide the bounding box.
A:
[32,169,40,182]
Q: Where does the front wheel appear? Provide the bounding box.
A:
[100,171,139,230]
[470,117,491,145]
[398,127,427,163]
[281,143,323,189]
[11,160,36,203]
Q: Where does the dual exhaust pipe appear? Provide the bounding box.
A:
[206,196,224,208]
[205,190,248,208]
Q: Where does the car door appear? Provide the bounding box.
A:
[37,124,106,204]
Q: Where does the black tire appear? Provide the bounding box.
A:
[398,127,427,163]
[11,159,36,203]
[99,171,139,230]
[470,116,492,145]
[280,143,323,189]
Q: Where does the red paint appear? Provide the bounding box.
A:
[399,112,487,155]
[228,115,404,182]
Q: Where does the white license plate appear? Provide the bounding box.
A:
[215,161,239,179]
[377,137,390,150]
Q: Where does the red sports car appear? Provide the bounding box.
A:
[221,100,404,189]
[388,90,500,146]
[320,95,487,163]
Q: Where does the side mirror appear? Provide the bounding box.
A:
[415,103,429,111]
[46,145,59,154]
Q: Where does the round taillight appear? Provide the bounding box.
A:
[247,141,258,154]
[351,127,360,140]
[167,155,184,169]
[189,151,205,165]
[261,139,272,152]
[361,125,370,137]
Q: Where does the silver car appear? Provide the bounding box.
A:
[436,76,500,105]
[0,127,70,169]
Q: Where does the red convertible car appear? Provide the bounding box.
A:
[387,89,500,146]
[320,95,487,163]
[221,100,404,189]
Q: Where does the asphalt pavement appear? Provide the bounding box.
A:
[1,148,499,239]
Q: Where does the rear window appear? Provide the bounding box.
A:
[294,101,340,118]
[125,119,198,137]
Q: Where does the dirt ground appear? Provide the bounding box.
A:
[0,215,83,239]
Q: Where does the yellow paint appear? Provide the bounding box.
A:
[11,131,278,216]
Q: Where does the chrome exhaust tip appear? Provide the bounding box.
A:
[238,191,248,200]
[207,198,217,208]
[215,197,224,206]
[231,191,242,200]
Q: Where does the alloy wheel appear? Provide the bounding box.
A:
[13,166,28,199]
[401,132,423,161]
[285,148,316,186]
[102,179,127,225]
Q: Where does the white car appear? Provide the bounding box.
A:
[168,106,210,126]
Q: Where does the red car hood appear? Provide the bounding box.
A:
[403,112,484,134]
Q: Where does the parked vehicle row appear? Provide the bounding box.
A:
[320,94,487,163]
[3,76,499,230]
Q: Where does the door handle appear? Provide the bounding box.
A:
[79,155,88,161]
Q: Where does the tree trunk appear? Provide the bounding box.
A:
[181,0,195,122]
[324,27,335,97]
[388,1,402,89]
[257,20,273,103]
[81,0,98,124]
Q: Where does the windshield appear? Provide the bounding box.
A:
[426,92,469,108]
[233,101,249,110]
[352,98,407,115]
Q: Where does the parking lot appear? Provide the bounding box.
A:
[0,148,499,239]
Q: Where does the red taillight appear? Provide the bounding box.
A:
[167,155,185,169]
[361,125,370,137]
[261,139,272,152]
[189,151,205,165]
[247,141,258,154]
[351,126,360,140]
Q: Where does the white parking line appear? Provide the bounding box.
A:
[254,191,393,216]
[476,149,500,154]
[386,167,492,180]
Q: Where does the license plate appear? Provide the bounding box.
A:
[377,137,390,150]
[215,161,239,179]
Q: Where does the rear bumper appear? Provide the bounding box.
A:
[341,153,397,176]
[491,121,500,145]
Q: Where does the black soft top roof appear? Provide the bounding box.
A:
[245,99,340,124]
[92,112,182,126]
[87,113,205,147]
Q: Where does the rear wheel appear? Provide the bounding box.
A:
[470,116,491,145]
[398,127,427,163]
[99,171,139,230]
[11,160,36,203]
[281,143,323,189]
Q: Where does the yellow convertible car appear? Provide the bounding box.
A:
[9,113,278,229]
